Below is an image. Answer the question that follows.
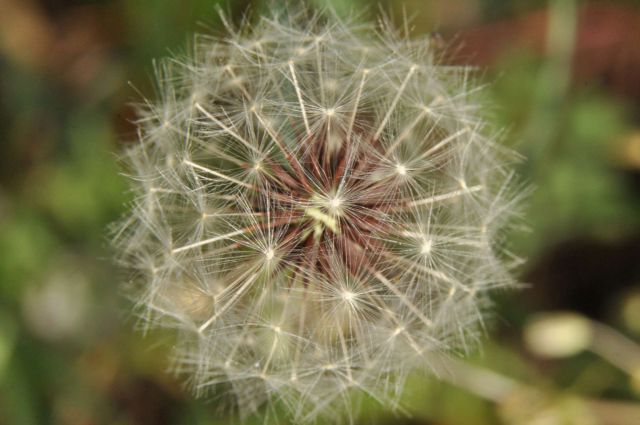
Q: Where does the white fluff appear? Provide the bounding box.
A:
[113,8,524,423]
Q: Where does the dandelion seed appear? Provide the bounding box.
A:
[421,239,433,255]
[328,196,342,213]
[396,163,408,176]
[113,7,524,424]
[264,248,275,261]
[342,291,355,302]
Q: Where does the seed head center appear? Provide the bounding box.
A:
[328,196,342,211]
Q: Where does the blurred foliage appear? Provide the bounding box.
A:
[1,0,639,424]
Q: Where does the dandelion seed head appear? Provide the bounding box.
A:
[113,7,524,423]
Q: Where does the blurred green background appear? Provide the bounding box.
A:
[1,0,640,424]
